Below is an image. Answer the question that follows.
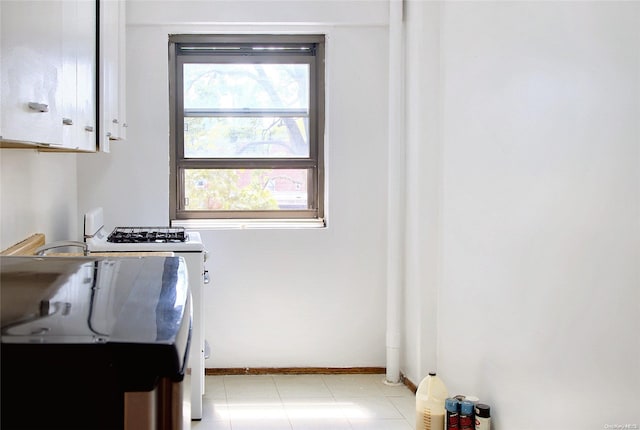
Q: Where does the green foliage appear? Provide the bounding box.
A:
[185,169,279,211]
[182,63,310,211]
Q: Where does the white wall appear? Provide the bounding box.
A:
[77,0,391,368]
[0,150,78,249]
[403,1,639,428]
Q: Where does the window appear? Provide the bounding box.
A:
[169,35,325,225]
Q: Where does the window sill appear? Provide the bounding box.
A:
[171,218,326,230]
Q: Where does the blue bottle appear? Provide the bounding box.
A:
[445,397,460,430]
[460,400,474,430]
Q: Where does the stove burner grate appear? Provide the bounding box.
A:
[107,226,187,243]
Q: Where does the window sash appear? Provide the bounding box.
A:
[176,55,318,160]
[176,168,318,220]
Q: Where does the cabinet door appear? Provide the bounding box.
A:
[98,0,125,152]
[74,0,97,151]
[116,1,127,141]
[0,0,63,147]
[61,0,96,152]
[61,0,78,149]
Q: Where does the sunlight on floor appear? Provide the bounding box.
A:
[215,401,372,420]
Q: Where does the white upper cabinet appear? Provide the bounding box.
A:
[98,0,127,153]
[0,0,124,152]
[0,0,64,147]
[0,0,97,151]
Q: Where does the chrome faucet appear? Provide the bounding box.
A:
[34,241,89,256]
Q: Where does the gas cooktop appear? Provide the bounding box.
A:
[107,226,187,244]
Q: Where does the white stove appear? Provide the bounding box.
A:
[83,207,208,421]
[84,208,205,252]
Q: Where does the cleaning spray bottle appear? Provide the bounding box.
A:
[415,372,448,430]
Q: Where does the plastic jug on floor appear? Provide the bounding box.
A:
[415,372,448,430]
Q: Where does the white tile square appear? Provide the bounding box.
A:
[204,375,227,400]
[283,398,348,420]
[322,374,385,398]
[230,419,292,430]
[224,400,288,420]
[200,399,231,422]
[289,418,352,429]
[223,375,280,400]
[350,419,414,430]
[274,374,333,398]
[388,395,417,422]
[340,396,405,420]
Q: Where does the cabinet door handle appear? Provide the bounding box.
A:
[84,126,94,132]
[28,102,49,112]
[62,118,73,125]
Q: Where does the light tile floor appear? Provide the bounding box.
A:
[192,374,417,430]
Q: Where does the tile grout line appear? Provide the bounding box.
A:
[222,375,231,430]
[272,375,295,430]
[322,374,357,430]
